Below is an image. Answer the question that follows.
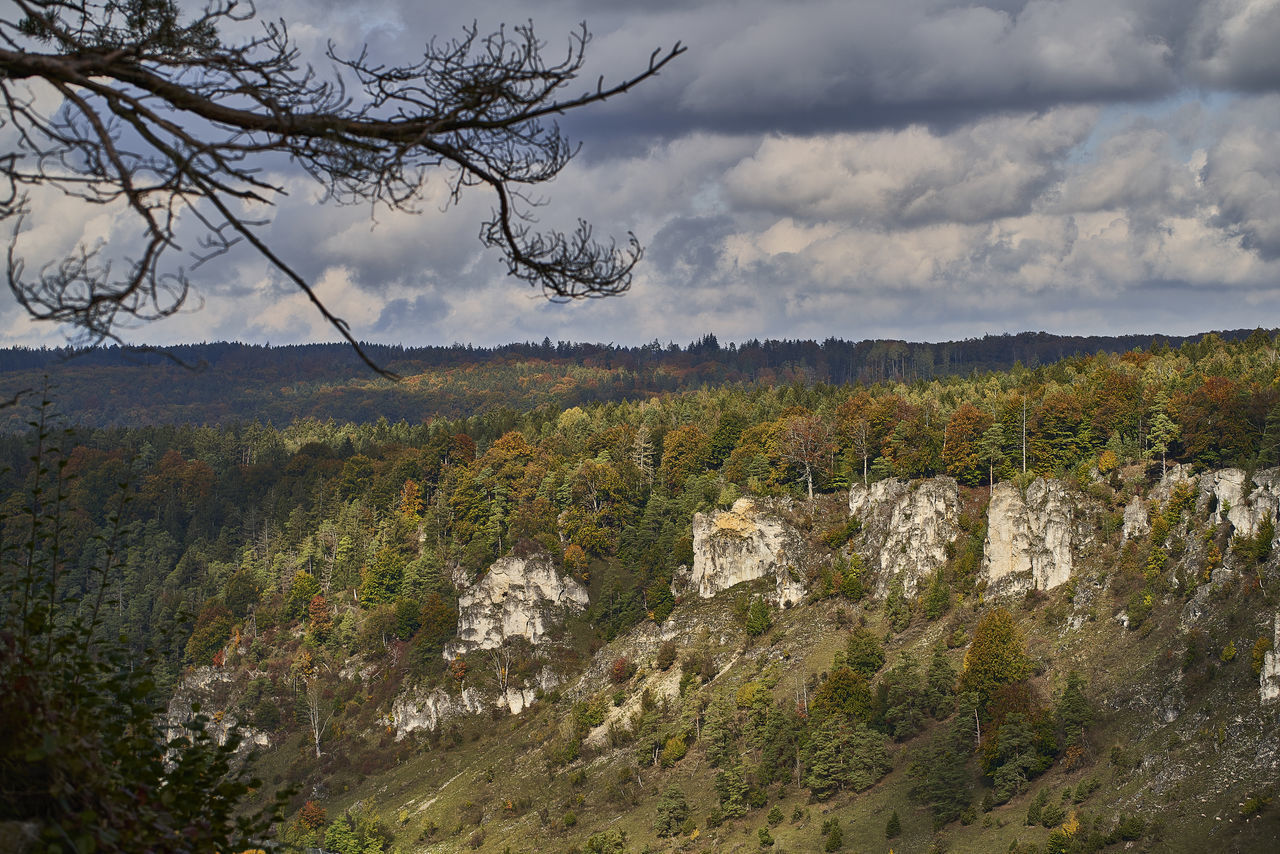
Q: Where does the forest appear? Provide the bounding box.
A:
[0,329,1259,429]
[3,329,1280,852]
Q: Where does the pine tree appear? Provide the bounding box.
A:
[654,785,690,837]
[885,809,902,838]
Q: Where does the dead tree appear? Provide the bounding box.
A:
[0,1,684,373]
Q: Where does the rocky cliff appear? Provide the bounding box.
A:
[1199,467,1280,539]
[848,477,960,597]
[981,479,1085,596]
[1261,613,1280,705]
[443,553,589,659]
[689,497,807,606]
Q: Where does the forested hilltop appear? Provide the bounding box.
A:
[4,330,1280,853]
[0,329,1264,428]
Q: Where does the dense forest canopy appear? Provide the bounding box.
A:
[0,330,1265,429]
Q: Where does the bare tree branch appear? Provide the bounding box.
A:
[0,1,685,375]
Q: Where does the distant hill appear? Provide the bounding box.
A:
[0,329,1267,428]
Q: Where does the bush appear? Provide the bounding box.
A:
[657,640,678,671]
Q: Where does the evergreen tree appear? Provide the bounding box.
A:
[959,608,1031,716]
[654,785,690,837]
[909,701,976,827]
[885,809,902,839]
[803,717,890,799]
[715,766,749,817]
[845,625,886,679]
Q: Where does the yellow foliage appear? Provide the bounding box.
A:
[1063,810,1080,836]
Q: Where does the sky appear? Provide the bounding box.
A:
[4,0,1280,349]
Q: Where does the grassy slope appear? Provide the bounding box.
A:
[241,489,1280,854]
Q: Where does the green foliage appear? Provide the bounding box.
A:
[845,625,886,679]
[802,717,890,799]
[714,765,750,817]
[823,817,844,851]
[745,596,773,636]
[184,598,233,664]
[757,826,774,847]
[886,809,902,839]
[360,546,403,606]
[654,785,689,837]
[884,575,911,632]
[909,702,976,826]
[924,569,953,620]
[811,665,874,723]
[1253,634,1274,677]
[960,608,1031,715]
[0,413,289,853]
[1055,671,1092,748]
[584,829,629,853]
[657,638,678,670]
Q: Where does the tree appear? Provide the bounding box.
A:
[959,607,1031,716]
[979,422,1009,494]
[0,1,683,371]
[803,716,890,799]
[654,785,690,837]
[778,413,835,501]
[1,402,289,851]
[1147,398,1180,477]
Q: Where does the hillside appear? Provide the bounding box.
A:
[175,470,1280,854]
[4,331,1280,853]
[0,330,1266,429]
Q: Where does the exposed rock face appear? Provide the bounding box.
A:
[982,479,1080,596]
[390,686,485,740]
[1199,468,1280,539]
[690,497,805,606]
[1122,494,1150,541]
[849,477,960,597]
[443,553,588,659]
[1262,613,1280,705]
[165,665,270,750]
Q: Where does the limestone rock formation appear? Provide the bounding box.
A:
[389,686,485,740]
[443,553,588,659]
[690,497,806,606]
[849,477,960,597]
[981,479,1081,596]
[1122,494,1149,541]
[165,665,270,750]
[1199,467,1280,539]
[1261,613,1280,705]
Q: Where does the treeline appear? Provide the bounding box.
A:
[1,329,1265,429]
[3,331,1279,693]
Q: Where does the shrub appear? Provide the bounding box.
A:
[611,656,635,683]
[657,640,678,671]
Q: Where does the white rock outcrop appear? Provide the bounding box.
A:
[1122,494,1150,541]
[690,497,805,606]
[982,479,1080,596]
[390,686,485,740]
[849,477,960,597]
[165,665,270,750]
[1261,613,1280,705]
[1199,468,1280,539]
[443,553,588,658]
